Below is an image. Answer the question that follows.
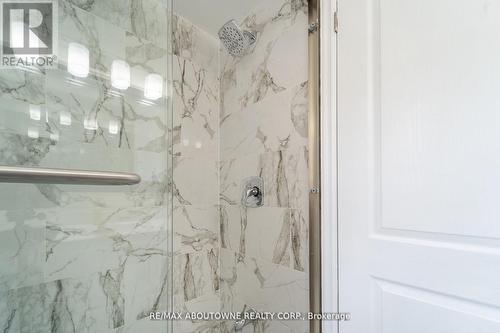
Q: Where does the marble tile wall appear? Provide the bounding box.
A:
[171,0,309,332]
[171,13,222,333]
[218,1,310,332]
[0,0,172,332]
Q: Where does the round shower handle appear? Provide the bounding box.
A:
[241,176,264,208]
[247,186,260,198]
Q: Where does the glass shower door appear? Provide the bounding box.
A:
[0,0,172,332]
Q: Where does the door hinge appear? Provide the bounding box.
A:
[310,187,320,194]
[308,20,319,34]
[334,11,339,33]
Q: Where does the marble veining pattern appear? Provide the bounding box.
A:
[218,1,310,332]
[170,11,222,333]
[172,2,309,331]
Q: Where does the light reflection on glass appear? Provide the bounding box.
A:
[111,60,130,90]
[60,111,72,126]
[195,141,202,149]
[182,139,190,146]
[84,118,98,131]
[108,120,120,135]
[28,127,39,139]
[50,132,59,142]
[68,43,90,78]
[29,104,41,121]
[137,99,156,107]
[144,73,163,100]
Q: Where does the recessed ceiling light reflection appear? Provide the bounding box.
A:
[111,60,130,90]
[50,132,59,142]
[84,118,98,131]
[67,43,90,78]
[59,111,72,126]
[182,139,189,146]
[108,120,120,135]
[28,127,39,139]
[29,104,41,121]
[144,73,163,100]
[195,141,202,149]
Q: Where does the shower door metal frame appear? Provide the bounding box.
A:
[309,0,339,332]
[308,0,322,331]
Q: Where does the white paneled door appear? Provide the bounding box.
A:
[338,0,500,332]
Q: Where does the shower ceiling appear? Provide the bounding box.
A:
[173,0,268,36]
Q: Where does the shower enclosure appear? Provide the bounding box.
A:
[172,0,312,332]
[0,0,314,332]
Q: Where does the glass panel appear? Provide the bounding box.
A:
[0,0,173,332]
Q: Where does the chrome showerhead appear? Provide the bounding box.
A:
[218,20,256,57]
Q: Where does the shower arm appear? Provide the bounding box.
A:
[0,165,141,185]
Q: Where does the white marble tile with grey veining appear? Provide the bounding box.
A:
[126,31,168,85]
[219,249,309,332]
[44,206,168,282]
[59,1,126,72]
[173,14,219,77]
[173,293,221,333]
[220,82,308,161]
[45,68,168,153]
[221,205,307,273]
[114,317,167,333]
[219,0,308,121]
[64,0,132,32]
[61,0,169,57]
[219,148,309,211]
[0,210,46,291]
[172,155,218,206]
[239,319,296,333]
[0,69,45,106]
[173,249,219,312]
[1,274,109,333]
[121,254,170,323]
[172,54,219,160]
[129,0,169,48]
[173,205,219,255]
[221,206,292,267]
